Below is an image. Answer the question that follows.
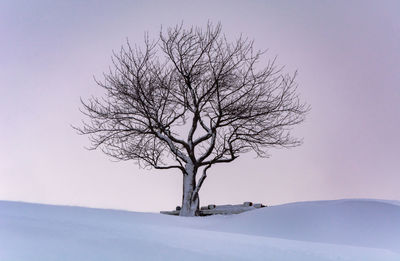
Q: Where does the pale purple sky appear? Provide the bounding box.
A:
[1,0,399,212]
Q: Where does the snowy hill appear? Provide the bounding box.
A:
[1,199,399,261]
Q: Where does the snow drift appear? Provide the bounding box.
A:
[1,199,399,260]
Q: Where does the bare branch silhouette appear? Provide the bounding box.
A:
[76,22,309,216]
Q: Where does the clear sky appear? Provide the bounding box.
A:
[1,0,399,212]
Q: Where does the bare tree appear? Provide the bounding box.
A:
[77,23,309,216]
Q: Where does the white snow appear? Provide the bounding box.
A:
[1,199,399,260]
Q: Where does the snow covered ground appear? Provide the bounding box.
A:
[1,199,399,260]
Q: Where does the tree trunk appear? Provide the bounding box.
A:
[179,163,199,216]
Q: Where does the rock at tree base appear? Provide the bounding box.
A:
[161,202,266,216]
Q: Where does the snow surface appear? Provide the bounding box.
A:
[1,199,399,260]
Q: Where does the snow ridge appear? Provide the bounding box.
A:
[1,199,399,261]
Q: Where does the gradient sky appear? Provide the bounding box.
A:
[1,0,399,212]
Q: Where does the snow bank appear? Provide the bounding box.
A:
[1,199,399,261]
[199,199,400,251]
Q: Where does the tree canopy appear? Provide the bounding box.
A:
[77,23,309,216]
